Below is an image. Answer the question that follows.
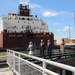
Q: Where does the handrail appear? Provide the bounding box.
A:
[7,49,59,75]
[7,49,75,75]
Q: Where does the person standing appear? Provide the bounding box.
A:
[60,38,65,55]
[39,39,46,58]
[46,39,52,58]
[27,41,35,55]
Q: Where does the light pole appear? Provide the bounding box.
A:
[74,11,75,27]
[68,25,71,40]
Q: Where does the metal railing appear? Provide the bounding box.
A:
[7,49,75,75]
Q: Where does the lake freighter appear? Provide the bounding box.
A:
[0,4,54,48]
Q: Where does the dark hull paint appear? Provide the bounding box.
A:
[0,32,54,48]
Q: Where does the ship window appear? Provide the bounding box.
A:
[14,14,16,16]
[28,34,34,39]
[3,29,7,33]
[40,28,42,30]
[33,22,34,24]
[34,27,36,29]
[22,18,25,20]
[31,18,33,20]
[35,15,37,17]
[28,22,29,24]
[13,14,14,16]
[6,17,7,19]
[8,17,11,20]
[13,26,16,29]
[18,21,19,23]
[22,26,23,29]
[27,18,30,20]
[19,17,21,20]
[30,15,33,17]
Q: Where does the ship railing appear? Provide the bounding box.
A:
[7,49,75,75]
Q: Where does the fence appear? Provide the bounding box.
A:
[7,49,75,75]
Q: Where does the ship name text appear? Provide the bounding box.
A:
[9,35,23,37]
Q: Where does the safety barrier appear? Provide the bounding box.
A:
[7,49,75,75]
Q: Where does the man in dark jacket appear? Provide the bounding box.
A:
[46,39,52,58]
[39,39,46,58]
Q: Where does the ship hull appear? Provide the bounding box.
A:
[0,32,54,48]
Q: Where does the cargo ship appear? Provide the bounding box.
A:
[0,4,54,48]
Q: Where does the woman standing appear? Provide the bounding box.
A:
[60,38,65,55]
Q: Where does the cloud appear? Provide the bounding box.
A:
[62,26,72,31]
[54,23,59,25]
[43,11,61,17]
[42,11,70,17]
[20,0,30,5]
[57,29,61,32]
[29,3,41,8]
[57,26,72,32]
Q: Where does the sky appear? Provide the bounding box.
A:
[0,0,75,40]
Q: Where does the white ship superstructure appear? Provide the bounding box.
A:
[0,4,49,33]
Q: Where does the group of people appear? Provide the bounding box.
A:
[27,39,52,58]
[27,38,65,59]
[39,39,52,58]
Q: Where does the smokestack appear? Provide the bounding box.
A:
[18,1,30,16]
